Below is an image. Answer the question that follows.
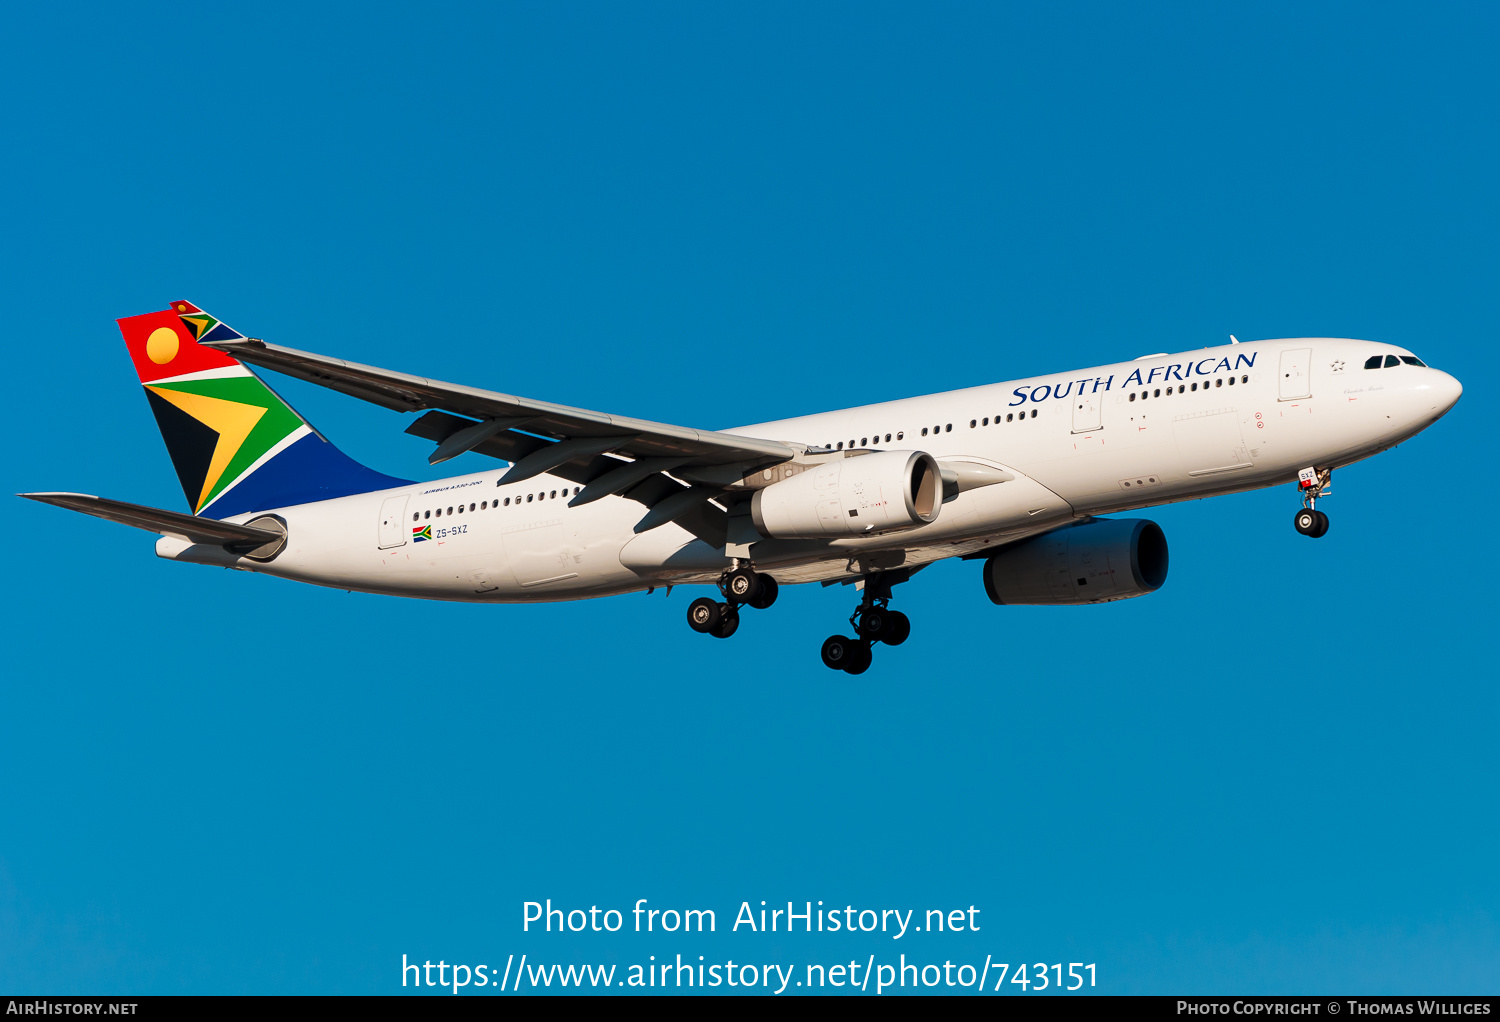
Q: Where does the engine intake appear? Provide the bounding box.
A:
[983,518,1168,605]
[750,450,941,539]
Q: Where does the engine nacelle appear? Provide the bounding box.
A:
[983,518,1168,605]
[750,450,942,539]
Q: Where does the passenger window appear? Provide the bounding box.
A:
[1364,355,1384,369]
[1401,356,1426,367]
[1215,378,1222,387]
[412,513,419,522]
[969,419,976,428]
[470,503,476,511]
[1130,392,1137,402]
[838,440,845,448]
[1227,376,1235,385]
[549,490,556,499]
[1029,409,1037,418]
[920,429,927,437]
[526,494,533,502]
[1384,355,1400,368]
[435,508,442,517]
[945,423,952,432]
[504,498,510,506]
[861,438,867,446]
[896,432,903,440]
[458,505,463,513]
[982,417,988,426]
[1153,388,1160,397]
[885,433,891,442]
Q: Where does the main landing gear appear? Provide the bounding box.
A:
[1294,466,1332,539]
[686,563,779,639]
[821,573,910,676]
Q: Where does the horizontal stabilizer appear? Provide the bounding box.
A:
[19,492,284,552]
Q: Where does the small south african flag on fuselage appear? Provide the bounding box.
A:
[413,525,432,541]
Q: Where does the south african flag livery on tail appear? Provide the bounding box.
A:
[119,301,409,519]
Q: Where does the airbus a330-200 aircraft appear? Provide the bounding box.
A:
[24,302,1462,674]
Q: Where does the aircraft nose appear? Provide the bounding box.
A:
[1426,369,1463,416]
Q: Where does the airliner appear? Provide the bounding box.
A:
[23,302,1461,674]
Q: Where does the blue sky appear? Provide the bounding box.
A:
[2,1,1496,995]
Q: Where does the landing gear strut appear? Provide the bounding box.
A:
[685,563,778,639]
[821,571,911,674]
[1294,467,1332,538]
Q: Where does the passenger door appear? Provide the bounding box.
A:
[1279,348,1312,401]
[377,494,409,549]
[1071,390,1102,433]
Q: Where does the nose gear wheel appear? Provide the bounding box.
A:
[1294,508,1330,538]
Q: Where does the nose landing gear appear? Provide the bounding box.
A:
[821,571,911,674]
[1294,467,1332,538]
[685,563,778,639]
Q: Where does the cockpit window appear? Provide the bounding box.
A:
[1364,355,1383,369]
[1400,356,1427,367]
[1383,355,1401,368]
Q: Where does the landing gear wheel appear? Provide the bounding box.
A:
[1310,509,1330,538]
[1294,508,1319,536]
[821,635,856,670]
[709,604,740,639]
[883,611,910,646]
[687,597,722,633]
[843,641,873,675]
[724,567,761,602]
[856,607,889,640]
[746,574,779,610]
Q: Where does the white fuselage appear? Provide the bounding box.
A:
[159,338,1461,601]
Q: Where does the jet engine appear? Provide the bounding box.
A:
[983,518,1168,605]
[750,450,942,539]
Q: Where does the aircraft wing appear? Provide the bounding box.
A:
[201,337,806,547]
[201,338,799,473]
[19,492,284,551]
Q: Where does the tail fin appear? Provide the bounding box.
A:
[118,300,410,518]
